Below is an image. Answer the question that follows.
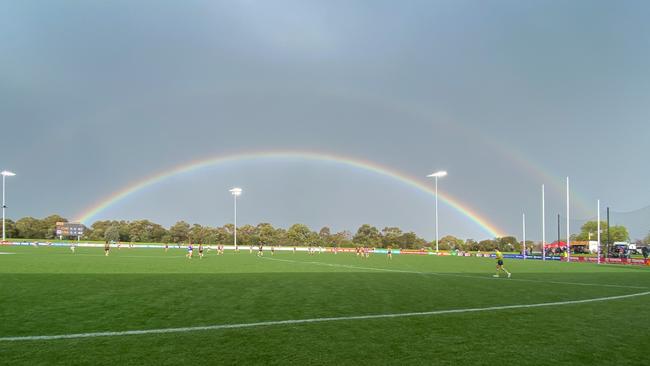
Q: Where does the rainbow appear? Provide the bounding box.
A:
[75,150,504,237]
[310,91,592,215]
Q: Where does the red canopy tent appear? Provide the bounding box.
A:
[544,241,567,249]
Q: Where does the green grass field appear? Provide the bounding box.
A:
[1,246,649,365]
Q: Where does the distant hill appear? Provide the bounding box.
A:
[571,205,650,241]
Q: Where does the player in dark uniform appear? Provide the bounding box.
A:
[104,241,110,256]
[387,247,392,260]
[198,244,204,259]
[258,243,264,257]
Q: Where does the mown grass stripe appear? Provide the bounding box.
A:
[2,291,648,342]
[264,257,650,289]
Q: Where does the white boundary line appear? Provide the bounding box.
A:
[1,290,648,342]
[55,254,187,259]
[264,257,650,290]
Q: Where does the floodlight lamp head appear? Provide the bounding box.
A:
[427,171,447,178]
[1,171,16,177]
[229,187,242,196]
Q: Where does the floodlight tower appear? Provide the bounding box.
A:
[427,171,447,252]
[542,184,546,261]
[229,187,242,247]
[597,200,601,264]
[2,170,16,242]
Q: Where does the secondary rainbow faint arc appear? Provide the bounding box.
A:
[75,151,504,237]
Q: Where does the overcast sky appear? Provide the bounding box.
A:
[2,0,649,240]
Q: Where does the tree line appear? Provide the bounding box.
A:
[3,214,642,250]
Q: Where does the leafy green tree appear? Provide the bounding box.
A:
[575,221,629,243]
[222,224,235,244]
[436,240,450,251]
[438,235,463,250]
[606,226,629,243]
[128,226,141,242]
[189,224,211,244]
[88,221,112,241]
[330,230,352,247]
[237,224,258,246]
[161,232,172,244]
[381,227,402,248]
[318,226,331,236]
[2,218,18,238]
[81,226,93,240]
[575,221,606,241]
[169,221,190,243]
[274,228,288,246]
[287,224,313,246]
[307,231,321,247]
[41,215,68,239]
[257,223,277,246]
[396,232,424,249]
[478,239,497,251]
[318,227,332,246]
[210,226,230,245]
[498,236,519,251]
[353,224,381,247]
[117,221,131,242]
[15,217,43,239]
[148,222,168,243]
[104,224,120,242]
[465,239,479,251]
[123,220,165,243]
[128,220,147,242]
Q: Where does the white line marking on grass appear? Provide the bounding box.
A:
[0,252,16,255]
[263,257,650,290]
[51,253,186,259]
[1,290,648,342]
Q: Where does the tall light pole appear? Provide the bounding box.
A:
[2,170,16,242]
[566,176,570,262]
[427,171,447,252]
[541,184,546,261]
[229,187,242,247]
[597,199,601,264]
